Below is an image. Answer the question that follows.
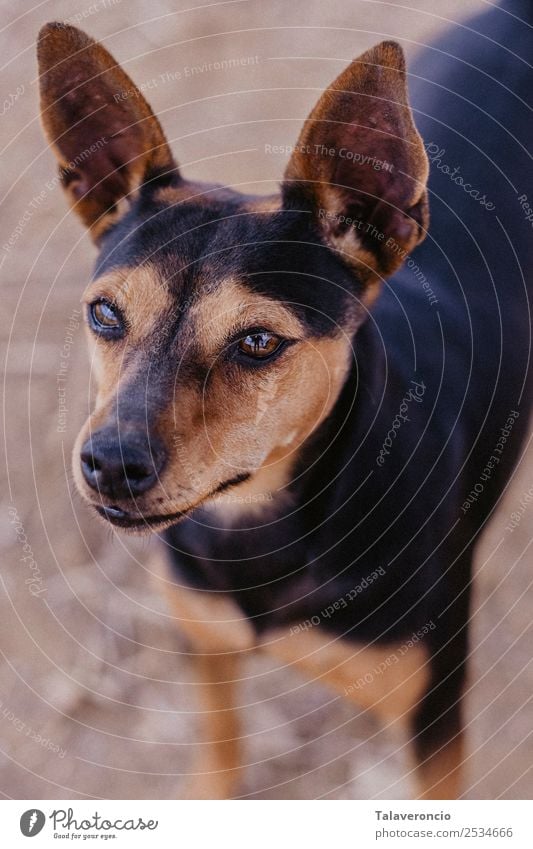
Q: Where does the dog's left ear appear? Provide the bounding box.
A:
[37,22,178,240]
[283,41,429,283]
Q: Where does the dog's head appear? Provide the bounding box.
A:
[38,22,428,532]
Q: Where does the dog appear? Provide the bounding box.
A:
[37,4,531,800]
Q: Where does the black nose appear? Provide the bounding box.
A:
[80,430,166,499]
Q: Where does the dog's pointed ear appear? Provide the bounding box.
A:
[283,41,429,284]
[37,22,178,240]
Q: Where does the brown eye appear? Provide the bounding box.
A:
[88,299,124,337]
[238,331,282,360]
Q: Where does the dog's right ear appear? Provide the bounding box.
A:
[37,22,178,240]
[283,42,429,288]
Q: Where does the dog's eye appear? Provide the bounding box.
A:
[88,299,124,336]
[238,331,283,360]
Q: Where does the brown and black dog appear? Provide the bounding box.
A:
[37,4,531,800]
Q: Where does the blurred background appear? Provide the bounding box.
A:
[1,0,532,799]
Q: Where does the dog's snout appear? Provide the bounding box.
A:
[80,431,166,499]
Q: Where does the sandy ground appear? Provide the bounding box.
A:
[1,0,532,799]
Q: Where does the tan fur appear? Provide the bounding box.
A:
[189,279,305,356]
[242,195,282,213]
[189,321,352,523]
[204,454,294,523]
[153,184,205,207]
[260,626,430,728]
[76,265,174,434]
[83,265,173,345]
[154,186,282,215]
[184,652,244,799]
[413,734,465,800]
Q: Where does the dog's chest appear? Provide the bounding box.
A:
[163,506,321,628]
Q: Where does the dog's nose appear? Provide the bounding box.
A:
[80,431,166,499]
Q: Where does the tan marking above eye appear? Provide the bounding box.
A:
[189,279,304,358]
[84,264,173,341]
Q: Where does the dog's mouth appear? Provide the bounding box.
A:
[94,504,194,529]
[91,472,252,531]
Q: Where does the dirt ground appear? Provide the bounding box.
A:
[1,0,532,800]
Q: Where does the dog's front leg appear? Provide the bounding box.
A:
[185,649,244,799]
[150,548,255,799]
